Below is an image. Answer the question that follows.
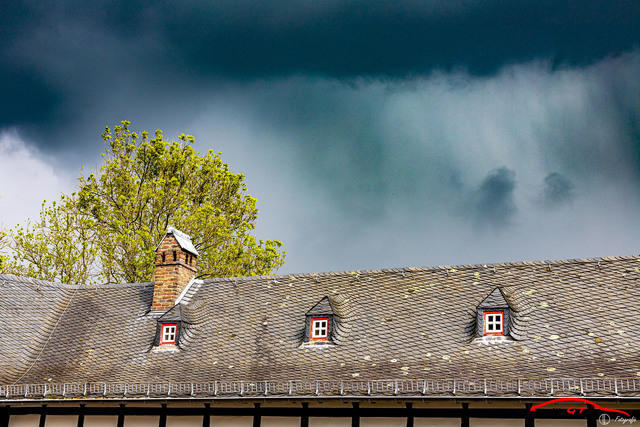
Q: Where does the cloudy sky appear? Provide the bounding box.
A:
[1,1,639,274]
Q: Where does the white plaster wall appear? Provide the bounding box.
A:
[414,417,590,427]
[167,416,204,426]
[414,418,461,427]
[536,421,587,427]
[261,416,301,426]
[211,416,253,426]
[471,419,524,427]
[84,416,119,427]
[45,415,78,426]
[9,415,40,427]
[123,416,160,427]
[309,417,352,427]
[4,412,596,427]
[361,417,406,427]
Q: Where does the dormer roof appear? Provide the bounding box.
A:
[305,296,335,316]
[155,226,199,256]
[477,287,511,309]
[158,304,183,322]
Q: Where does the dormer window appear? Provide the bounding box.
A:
[310,317,329,340]
[483,311,504,336]
[153,304,184,349]
[160,323,177,344]
[476,287,513,339]
[303,297,337,345]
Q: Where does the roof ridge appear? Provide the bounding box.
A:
[4,253,639,287]
[198,253,640,284]
[0,274,83,289]
[0,274,152,289]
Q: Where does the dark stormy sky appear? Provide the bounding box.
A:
[1,1,639,274]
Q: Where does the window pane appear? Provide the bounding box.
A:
[311,319,329,338]
[162,325,176,343]
[483,312,505,335]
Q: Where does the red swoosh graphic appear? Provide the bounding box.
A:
[530,398,631,417]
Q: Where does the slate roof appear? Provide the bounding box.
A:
[3,255,640,398]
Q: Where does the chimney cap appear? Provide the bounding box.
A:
[155,226,199,256]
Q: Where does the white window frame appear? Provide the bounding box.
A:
[310,318,329,340]
[483,311,504,335]
[160,324,177,344]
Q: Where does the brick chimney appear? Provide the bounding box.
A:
[151,227,199,310]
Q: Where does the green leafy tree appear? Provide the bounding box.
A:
[5,121,285,284]
[0,230,11,275]
[8,197,97,283]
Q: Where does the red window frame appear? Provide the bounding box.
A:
[160,323,178,344]
[310,317,329,340]
[483,311,504,336]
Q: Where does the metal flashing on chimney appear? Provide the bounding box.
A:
[175,278,201,305]
[155,227,199,256]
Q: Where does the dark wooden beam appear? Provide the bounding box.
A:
[253,403,261,427]
[38,405,46,427]
[0,406,8,427]
[461,402,469,427]
[77,404,85,427]
[159,403,167,427]
[117,404,124,427]
[524,403,534,427]
[352,402,359,427]
[202,403,210,427]
[406,403,414,427]
[300,402,309,427]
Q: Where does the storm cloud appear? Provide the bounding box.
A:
[4,1,638,77]
[542,173,575,208]
[1,2,639,273]
[2,1,639,133]
[471,168,517,228]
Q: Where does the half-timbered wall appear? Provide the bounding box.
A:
[2,415,602,427]
[3,400,637,427]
